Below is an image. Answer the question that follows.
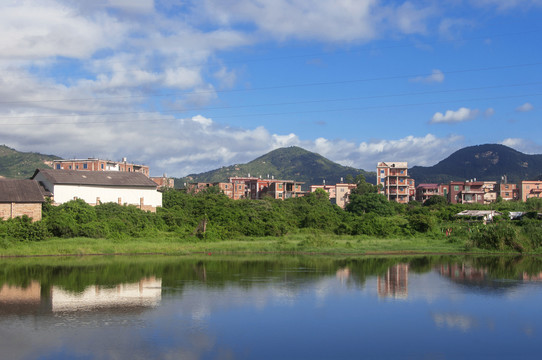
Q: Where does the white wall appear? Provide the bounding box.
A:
[53,184,162,207]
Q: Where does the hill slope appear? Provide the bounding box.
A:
[178,146,375,188]
[410,144,542,184]
[0,145,60,179]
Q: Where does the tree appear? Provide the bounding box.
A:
[351,174,378,196]
[423,195,447,207]
[346,193,393,216]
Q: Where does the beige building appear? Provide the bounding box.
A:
[521,180,542,202]
[309,183,357,209]
[0,179,45,222]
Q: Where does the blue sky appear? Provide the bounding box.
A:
[0,0,540,177]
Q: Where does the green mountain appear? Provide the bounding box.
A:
[177,146,375,189]
[0,145,60,179]
[409,144,542,184]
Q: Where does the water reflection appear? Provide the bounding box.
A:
[1,255,542,359]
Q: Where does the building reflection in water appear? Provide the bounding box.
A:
[335,267,351,283]
[0,277,161,315]
[377,264,409,299]
[437,263,487,282]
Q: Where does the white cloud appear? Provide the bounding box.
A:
[199,0,435,42]
[470,0,542,11]
[501,138,542,154]
[410,69,444,83]
[431,107,479,124]
[516,102,534,112]
[484,108,495,117]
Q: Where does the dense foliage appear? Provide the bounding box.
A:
[1,185,542,252]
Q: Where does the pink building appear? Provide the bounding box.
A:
[520,181,542,202]
[377,162,413,203]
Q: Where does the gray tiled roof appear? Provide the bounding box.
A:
[32,169,158,188]
[0,179,45,203]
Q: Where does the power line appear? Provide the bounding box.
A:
[2,92,540,126]
[2,80,541,120]
[2,61,542,105]
[1,28,540,80]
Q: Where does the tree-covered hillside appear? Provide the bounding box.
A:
[0,145,60,179]
[176,146,375,189]
[410,144,542,184]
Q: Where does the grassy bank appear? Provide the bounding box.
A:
[0,232,505,257]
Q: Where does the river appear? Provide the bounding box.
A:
[1,255,541,359]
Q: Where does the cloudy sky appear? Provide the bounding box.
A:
[1,0,541,177]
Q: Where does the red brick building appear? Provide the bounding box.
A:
[53,158,150,177]
[448,181,485,204]
[498,183,519,201]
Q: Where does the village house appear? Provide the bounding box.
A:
[520,180,542,201]
[309,183,357,209]
[32,169,162,212]
[448,181,485,204]
[377,162,414,203]
[415,183,449,203]
[0,179,45,222]
[498,182,519,201]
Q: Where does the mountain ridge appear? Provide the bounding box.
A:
[409,144,542,184]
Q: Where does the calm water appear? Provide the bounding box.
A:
[1,255,542,359]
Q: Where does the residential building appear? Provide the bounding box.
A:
[0,179,45,222]
[244,178,304,200]
[187,182,234,198]
[150,175,175,189]
[309,183,357,209]
[188,177,304,200]
[52,158,150,177]
[448,181,485,204]
[416,184,442,203]
[482,181,498,204]
[377,162,412,203]
[520,180,542,202]
[498,183,519,201]
[32,169,162,212]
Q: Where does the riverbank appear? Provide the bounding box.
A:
[0,232,518,257]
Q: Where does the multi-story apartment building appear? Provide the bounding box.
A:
[482,181,498,204]
[520,180,542,202]
[309,183,357,209]
[188,176,304,200]
[53,158,150,177]
[448,181,485,204]
[498,183,519,201]
[377,162,413,203]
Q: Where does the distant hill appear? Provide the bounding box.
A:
[177,146,375,189]
[410,144,542,184]
[0,145,60,179]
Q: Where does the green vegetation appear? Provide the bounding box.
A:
[410,143,542,184]
[0,144,59,178]
[1,178,542,256]
[176,146,375,189]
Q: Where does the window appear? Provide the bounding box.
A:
[505,192,510,196]
[101,164,104,169]
[465,186,470,191]
[400,170,404,174]
[69,165,72,169]
[83,164,88,169]
[380,170,384,174]
[454,185,459,191]
[56,164,61,169]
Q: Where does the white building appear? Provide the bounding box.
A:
[32,168,162,212]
